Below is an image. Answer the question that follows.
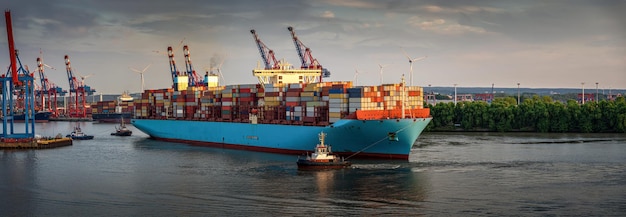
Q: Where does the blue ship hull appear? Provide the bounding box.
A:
[131,117,431,159]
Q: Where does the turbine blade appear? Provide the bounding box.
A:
[142,64,151,72]
[401,48,412,60]
[412,56,427,62]
[129,67,141,73]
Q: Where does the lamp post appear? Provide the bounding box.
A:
[517,83,520,105]
[426,84,434,104]
[454,84,458,105]
[491,83,494,102]
[581,82,585,105]
[596,82,598,102]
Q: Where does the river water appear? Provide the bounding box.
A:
[1,122,625,216]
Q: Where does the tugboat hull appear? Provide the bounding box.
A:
[296,158,351,170]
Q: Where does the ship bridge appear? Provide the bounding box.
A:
[252,60,321,88]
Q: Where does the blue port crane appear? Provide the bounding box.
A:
[35,56,66,118]
[287,26,331,80]
[64,55,95,118]
[1,10,35,139]
[183,45,202,86]
[167,46,182,89]
[250,29,280,69]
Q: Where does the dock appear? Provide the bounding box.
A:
[0,137,73,149]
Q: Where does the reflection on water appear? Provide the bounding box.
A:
[1,123,625,215]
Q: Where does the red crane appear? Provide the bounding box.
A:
[250,29,280,69]
[183,45,202,86]
[287,26,331,80]
[35,56,66,118]
[64,55,94,118]
[2,10,36,138]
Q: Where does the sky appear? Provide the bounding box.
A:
[1,0,625,94]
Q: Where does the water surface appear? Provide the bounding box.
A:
[1,122,625,216]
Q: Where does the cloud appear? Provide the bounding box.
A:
[320,0,381,9]
[407,16,487,35]
[320,10,335,18]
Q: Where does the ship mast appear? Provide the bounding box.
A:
[401,74,406,118]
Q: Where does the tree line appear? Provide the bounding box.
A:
[426,96,626,133]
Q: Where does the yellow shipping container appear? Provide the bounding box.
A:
[329,93,348,99]
[329,112,342,118]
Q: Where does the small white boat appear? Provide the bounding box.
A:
[66,126,94,140]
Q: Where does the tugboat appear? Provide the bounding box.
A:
[297,132,351,170]
[66,126,94,140]
[111,117,132,136]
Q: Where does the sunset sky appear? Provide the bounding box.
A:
[2,0,624,94]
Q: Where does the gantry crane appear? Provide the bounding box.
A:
[250,29,321,87]
[35,56,66,118]
[250,29,280,70]
[2,10,35,139]
[183,45,203,86]
[64,55,95,118]
[167,46,191,90]
[287,26,331,81]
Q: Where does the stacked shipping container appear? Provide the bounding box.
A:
[133,82,428,125]
[91,100,134,115]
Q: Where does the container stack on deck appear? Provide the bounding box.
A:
[91,100,135,115]
[134,82,427,125]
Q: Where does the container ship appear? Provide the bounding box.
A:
[2,111,51,123]
[132,61,431,159]
[132,29,431,159]
[91,92,134,123]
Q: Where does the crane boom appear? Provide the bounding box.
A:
[250,29,279,69]
[183,45,200,86]
[5,10,18,83]
[167,46,179,86]
[287,26,331,78]
[64,55,78,92]
[37,57,48,92]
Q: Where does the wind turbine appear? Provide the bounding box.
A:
[353,66,367,86]
[216,60,226,84]
[378,64,389,84]
[74,69,93,85]
[79,74,93,88]
[402,48,427,86]
[129,64,151,93]
[353,68,359,86]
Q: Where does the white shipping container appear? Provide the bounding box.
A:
[329,107,346,113]
[328,103,348,109]
[329,98,347,104]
